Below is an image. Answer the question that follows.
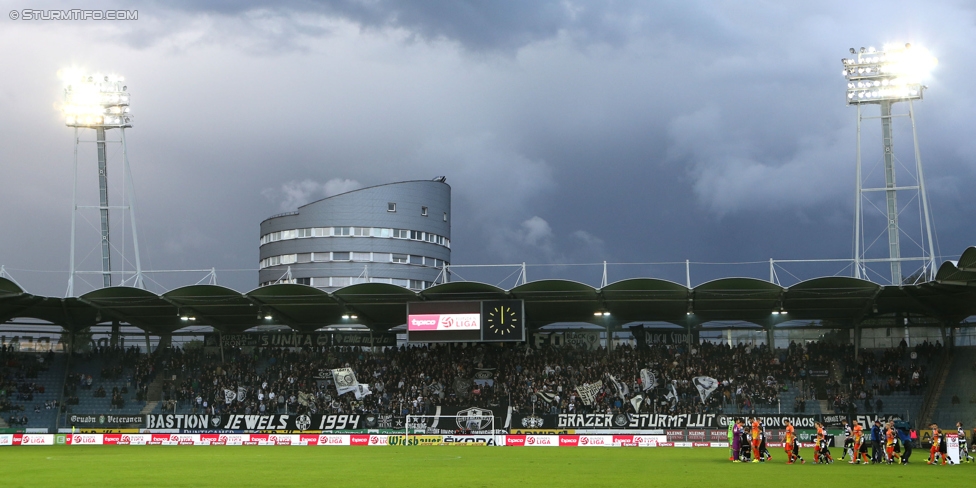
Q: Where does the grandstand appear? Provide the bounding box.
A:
[1,247,975,436]
[0,339,950,433]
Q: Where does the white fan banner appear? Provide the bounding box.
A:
[692,376,719,404]
[576,381,602,406]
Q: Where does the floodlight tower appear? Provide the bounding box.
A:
[842,44,938,285]
[61,71,144,296]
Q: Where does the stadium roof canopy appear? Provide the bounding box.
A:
[2,248,976,335]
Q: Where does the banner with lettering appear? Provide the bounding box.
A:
[202,332,397,348]
[511,413,827,430]
[144,414,365,431]
[530,331,601,350]
[633,326,691,348]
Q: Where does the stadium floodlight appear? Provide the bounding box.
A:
[59,69,133,128]
[842,43,936,106]
[60,68,144,297]
[844,43,938,285]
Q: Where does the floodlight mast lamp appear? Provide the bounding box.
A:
[842,44,938,285]
[61,71,144,296]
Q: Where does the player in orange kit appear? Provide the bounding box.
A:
[885,422,901,465]
[784,420,804,464]
[814,422,833,464]
[928,424,944,465]
[812,422,820,463]
[851,420,870,464]
[750,417,762,463]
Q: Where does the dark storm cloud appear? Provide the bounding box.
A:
[1,1,974,296]
[121,0,748,54]
[146,0,658,51]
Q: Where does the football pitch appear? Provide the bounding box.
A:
[3,447,972,487]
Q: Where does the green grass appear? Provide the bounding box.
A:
[2,447,972,487]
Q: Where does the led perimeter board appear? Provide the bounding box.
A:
[406,300,524,343]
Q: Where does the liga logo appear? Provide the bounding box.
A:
[318,435,346,445]
[269,435,291,445]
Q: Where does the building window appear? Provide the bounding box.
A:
[297,253,312,263]
[295,277,311,286]
[443,212,447,222]
[351,252,371,261]
[332,252,350,261]
[261,226,450,248]
[421,206,428,216]
[392,254,408,264]
[388,202,396,212]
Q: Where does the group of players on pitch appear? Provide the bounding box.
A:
[728,417,974,466]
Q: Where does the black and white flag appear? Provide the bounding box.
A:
[237,386,247,402]
[630,394,644,412]
[576,381,602,406]
[609,375,629,400]
[537,391,557,404]
[692,376,719,404]
[332,368,372,399]
[353,384,372,400]
[333,368,360,396]
[663,381,679,411]
[223,389,236,405]
[640,369,658,391]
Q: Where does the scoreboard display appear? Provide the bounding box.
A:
[407,300,524,343]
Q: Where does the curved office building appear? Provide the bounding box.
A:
[259,178,451,291]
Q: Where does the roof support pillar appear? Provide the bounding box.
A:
[853,322,862,361]
[218,329,225,363]
[110,320,120,348]
[685,315,700,350]
[156,331,172,352]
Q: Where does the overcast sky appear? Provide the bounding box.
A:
[1,0,974,296]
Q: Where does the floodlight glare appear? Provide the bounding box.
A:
[58,69,132,128]
[841,43,936,105]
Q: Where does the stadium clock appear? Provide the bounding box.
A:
[481,300,524,342]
